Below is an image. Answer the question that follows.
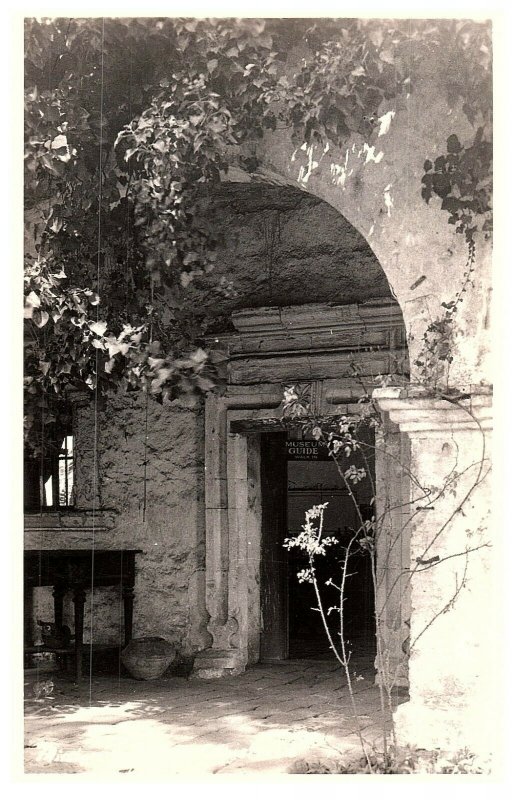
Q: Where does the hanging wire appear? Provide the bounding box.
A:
[142,270,154,523]
[88,17,105,705]
[142,396,150,522]
[118,41,134,690]
[32,20,59,688]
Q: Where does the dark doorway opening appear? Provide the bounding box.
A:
[260,430,376,666]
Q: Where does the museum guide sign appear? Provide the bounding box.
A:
[286,440,331,461]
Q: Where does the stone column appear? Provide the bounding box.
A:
[374,417,411,690]
[373,387,493,755]
[193,395,241,678]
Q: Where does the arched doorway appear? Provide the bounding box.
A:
[192,182,410,685]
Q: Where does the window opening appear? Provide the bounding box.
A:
[42,434,74,508]
[25,425,75,512]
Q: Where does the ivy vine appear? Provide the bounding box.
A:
[417,22,492,390]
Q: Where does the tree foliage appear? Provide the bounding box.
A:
[24,17,492,444]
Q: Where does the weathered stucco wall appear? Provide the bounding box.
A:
[28,394,210,662]
[375,388,493,753]
[189,184,391,320]
[98,393,209,657]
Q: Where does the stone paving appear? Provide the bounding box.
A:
[23,655,408,777]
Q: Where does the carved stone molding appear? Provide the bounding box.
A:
[231,298,404,338]
[207,299,408,386]
[193,379,413,682]
[194,305,410,680]
[373,387,493,436]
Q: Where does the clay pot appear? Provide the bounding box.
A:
[121,637,176,680]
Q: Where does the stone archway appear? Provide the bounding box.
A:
[223,33,493,393]
[188,180,411,687]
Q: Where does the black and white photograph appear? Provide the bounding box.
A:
[12,1,507,784]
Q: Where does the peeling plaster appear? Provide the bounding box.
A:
[362,143,384,164]
[377,109,396,137]
[383,184,394,217]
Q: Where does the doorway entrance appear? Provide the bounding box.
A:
[260,431,376,665]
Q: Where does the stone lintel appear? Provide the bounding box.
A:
[228,329,391,356]
[231,298,403,338]
[230,418,285,434]
[24,510,115,531]
[229,350,406,386]
[226,392,282,410]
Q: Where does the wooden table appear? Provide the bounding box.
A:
[24,549,141,682]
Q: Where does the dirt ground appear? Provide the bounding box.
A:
[23,658,401,777]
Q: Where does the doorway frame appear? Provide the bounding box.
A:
[192,301,411,683]
[194,380,411,684]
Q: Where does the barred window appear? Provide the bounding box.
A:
[24,425,75,511]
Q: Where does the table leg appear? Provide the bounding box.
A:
[52,583,66,630]
[122,586,135,646]
[72,587,86,683]
[24,584,34,648]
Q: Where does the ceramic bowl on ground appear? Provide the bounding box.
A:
[121,637,176,680]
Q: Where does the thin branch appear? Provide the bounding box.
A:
[410,551,470,652]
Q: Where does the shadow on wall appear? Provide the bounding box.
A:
[187,182,392,328]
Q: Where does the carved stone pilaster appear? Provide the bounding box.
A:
[374,416,411,689]
[192,389,282,679]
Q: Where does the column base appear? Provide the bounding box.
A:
[191,648,246,679]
